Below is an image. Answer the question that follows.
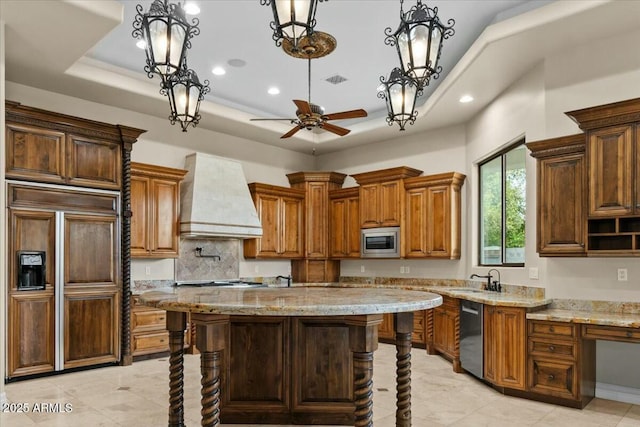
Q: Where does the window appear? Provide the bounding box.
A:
[478,141,526,266]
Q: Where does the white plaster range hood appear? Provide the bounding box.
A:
[180,152,262,239]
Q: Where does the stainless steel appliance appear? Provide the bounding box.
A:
[460,300,483,379]
[360,227,400,258]
[17,251,46,290]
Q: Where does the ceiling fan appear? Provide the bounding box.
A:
[251,58,368,139]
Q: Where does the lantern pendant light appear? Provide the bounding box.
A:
[261,0,324,52]
[132,0,201,84]
[378,67,422,131]
[385,0,455,89]
[161,61,211,132]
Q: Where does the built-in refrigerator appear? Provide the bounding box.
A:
[7,181,121,378]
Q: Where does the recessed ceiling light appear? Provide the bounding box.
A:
[212,66,226,76]
[136,40,146,50]
[268,87,280,95]
[227,58,247,68]
[459,95,474,103]
[183,2,200,15]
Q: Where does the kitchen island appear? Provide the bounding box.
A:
[139,286,442,427]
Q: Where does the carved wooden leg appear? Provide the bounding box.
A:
[199,350,222,426]
[192,314,229,427]
[394,312,414,427]
[167,311,187,427]
[353,351,375,427]
[346,314,382,427]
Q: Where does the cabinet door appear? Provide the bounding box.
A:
[63,213,120,368]
[404,188,427,257]
[538,153,585,254]
[379,180,401,227]
[6,123,66,184]
[636,126,640,215]
[280,196,304,258]
[378,313,395,340]
[485,306,526,390]
[329,195,360,258]
[483,306,497,383]
[360,183,380,228]
[588,125,634,216]
[8,292,56,377]
[330,197,348,257]
[252,193,280,257]
[150,178,180,256]
[130,175,150,256]
[66,134,122,190]
[305,182,328,258]
[426,185,451,257]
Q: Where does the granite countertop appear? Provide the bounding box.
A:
[295,282,552,309]
[137,286,443,316]
[527,309,640,328]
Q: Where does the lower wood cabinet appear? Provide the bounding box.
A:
[426,296,462,372]
[484,305,527,390]
[131,296,169,357]
[378,310,427,347]
[527,320,595,408]
[221,316,354,425]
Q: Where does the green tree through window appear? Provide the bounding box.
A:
[479,142,526,266]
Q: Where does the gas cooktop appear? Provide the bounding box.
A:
[174,280,266,288]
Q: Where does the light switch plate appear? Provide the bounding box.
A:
[528,267,539,280]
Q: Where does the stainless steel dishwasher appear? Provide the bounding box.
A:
[460,300,483,379]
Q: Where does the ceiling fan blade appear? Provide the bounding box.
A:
[281,125,303,139]
[293,99,313,115]
[323,109,368,121]
[250,118,297,121]
[320,122,351,136]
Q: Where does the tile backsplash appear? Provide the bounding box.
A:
[175,238,240,281]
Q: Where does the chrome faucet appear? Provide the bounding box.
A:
[470,269,501,292]
[276,275,292,287]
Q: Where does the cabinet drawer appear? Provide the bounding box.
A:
[528,320,576,339]
[581,325,640,343]
[528,338,576,360]
[132,309,167,331]
[132,332,170,355]
[528,358,577,399]
[441,296,460,310]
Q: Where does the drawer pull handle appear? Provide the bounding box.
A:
[549,326,554,332]
[627,331,633,338]
[548,374,555,381]
[548,345,555,352]
[160,339,165,343]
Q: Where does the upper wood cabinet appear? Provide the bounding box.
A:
[244,183,305,259]
[526,134,586,256]
[351,166,422,229]
[566,97,640,255]
[403,172,465,259]
[328,187,360,259]
[287,172,346,259]
[484,305,527,391]
[131,162,187,258]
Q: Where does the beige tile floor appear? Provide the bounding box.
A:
[2,343,639,427]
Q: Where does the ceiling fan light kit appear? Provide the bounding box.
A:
[381,0,455,131]
[133,0,209,132]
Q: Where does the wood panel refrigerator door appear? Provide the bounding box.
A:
[62,212,120,369]
[7,209,57,377]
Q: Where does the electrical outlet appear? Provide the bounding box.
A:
[360,265,365,273]
[145,266,151,276]
[405,266,410,274]
[400,266,405,274]
[618,268,628,281]
[529,267,539,280]
[254,265,259,273]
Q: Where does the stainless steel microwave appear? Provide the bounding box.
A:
[361,227,400,258]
